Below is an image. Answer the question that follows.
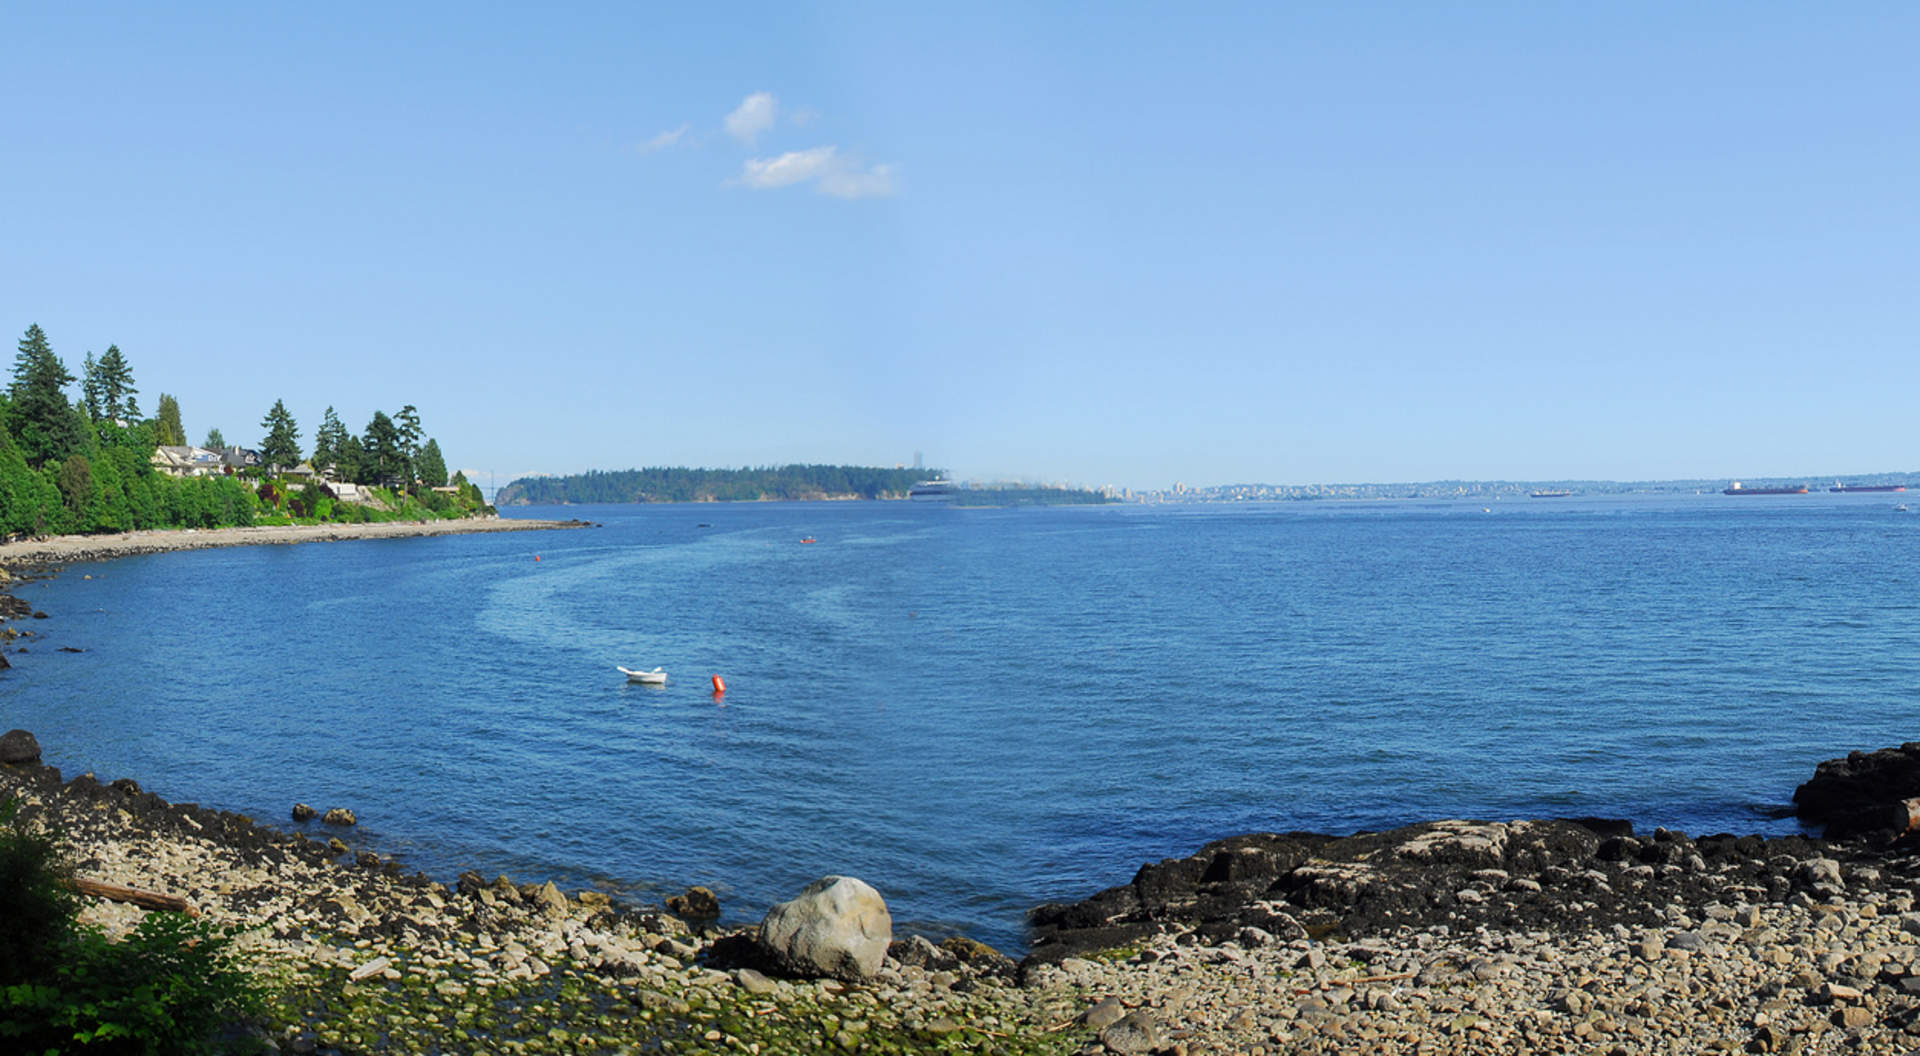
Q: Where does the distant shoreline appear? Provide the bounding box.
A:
[0,516,590,567]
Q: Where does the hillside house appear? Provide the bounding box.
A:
[150,446,226,478]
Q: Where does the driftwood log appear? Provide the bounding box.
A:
[70,877,199,917]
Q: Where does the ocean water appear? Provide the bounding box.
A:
[6,493,1919,950]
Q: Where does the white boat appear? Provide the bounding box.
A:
[909,479,956,501]
[619,666,667,685]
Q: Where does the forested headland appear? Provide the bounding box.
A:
[495,465,933,505]
[0,324,491,537]
[496,467,1120,506]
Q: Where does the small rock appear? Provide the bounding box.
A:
[348,956,391,982]
[1083,996,1126,1030]
[1796,858,1844,889]
[533,881,570,917]
[1822,983,1864,1004]
[322,807,356,826]
[1099,1010,1160,1055]
[735,967,777,995]
[291,803,317,822]
[667,886,721,918]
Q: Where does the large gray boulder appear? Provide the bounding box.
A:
[756,875,892,981]
[0,729,41,764]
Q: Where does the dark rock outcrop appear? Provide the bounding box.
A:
[1024,817,1873,973]
[1794,743,1920,838]
[0,728,42,764]
[322,807,357,826]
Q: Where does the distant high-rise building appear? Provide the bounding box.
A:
[914,451,923,470]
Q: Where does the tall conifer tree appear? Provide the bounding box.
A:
[154,394,186,447]
[311,406,349,474]
[94,345,136,419]
[417,438,448,487]
[258,399,301,471]
[10,325,85,466]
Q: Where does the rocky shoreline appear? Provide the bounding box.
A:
[10,727,1920,1054]
[0,515,591,567]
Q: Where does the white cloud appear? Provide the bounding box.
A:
[819,162,898,199]
[737,146,899,199]
[638,124,688,153]
[724,92,778,145]
[739,146,839,189]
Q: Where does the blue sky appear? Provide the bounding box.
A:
[4,4,1916,491]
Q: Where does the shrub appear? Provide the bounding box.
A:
[0,800,265,1054]
[0,800,76,987]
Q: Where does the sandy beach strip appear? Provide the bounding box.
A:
[0,515,589,567]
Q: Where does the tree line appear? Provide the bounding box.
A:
[495,465,936,505]
[0,323,483,537]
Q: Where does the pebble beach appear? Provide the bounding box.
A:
[8,737,1920,1054]
[0,516,588,567]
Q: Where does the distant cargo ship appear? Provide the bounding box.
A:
[908,479,956,501]
[1529,489,1571,498]
[1723,482,1809,495]
[1829,482,1907,493]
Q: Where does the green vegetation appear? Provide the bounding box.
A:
[257,399,300,471]
[496,465,935,505]
[0,324,493,538]
[0,801,265,1054]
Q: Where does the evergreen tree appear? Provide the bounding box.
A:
[123,394,141,421]
[203,427,225,452]
[394,404,423,483]
[359,410,402,486]
[10,325,86,466]
[311,406,349,475]
[154,394,185,447]
[95,345,136,419]
[258,399,301,470]
[81,352,104,419]
[57,454,93,517]
[335,434,365,484]
[417,438,448,487]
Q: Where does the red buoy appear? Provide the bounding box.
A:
[711,674,727,694]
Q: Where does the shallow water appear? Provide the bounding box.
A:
[7,493,1918,949]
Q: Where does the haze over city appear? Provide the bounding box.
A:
[4,4,1916,492]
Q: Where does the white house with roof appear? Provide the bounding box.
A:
[150,446,227,478]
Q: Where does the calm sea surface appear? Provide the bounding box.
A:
[7,494,1919,949]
